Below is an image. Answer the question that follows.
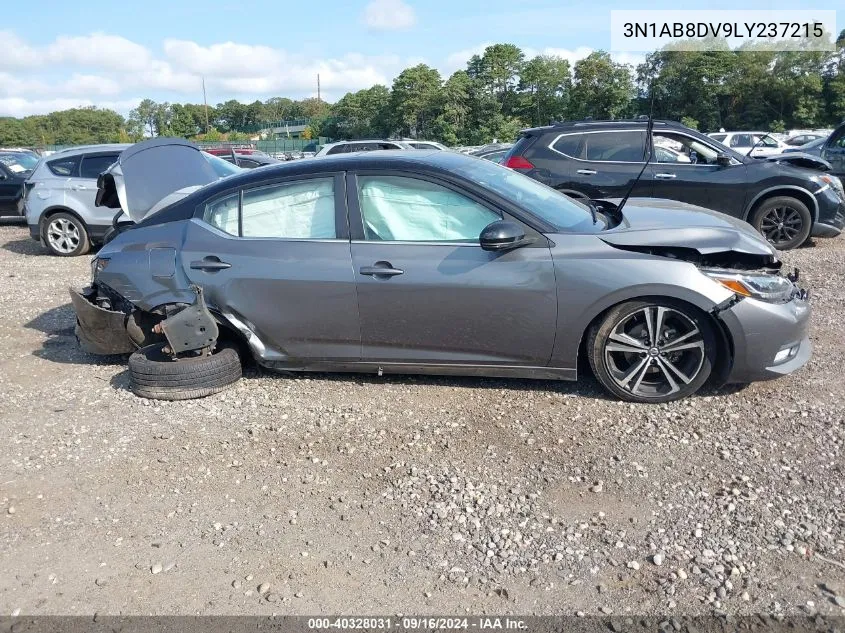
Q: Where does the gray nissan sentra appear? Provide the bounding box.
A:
[70,138,811,403]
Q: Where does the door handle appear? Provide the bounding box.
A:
[360,262,404,277]
[654,173,677,179]
[576,169,597,175]
[70,184,87,190]
[190,257,231,271]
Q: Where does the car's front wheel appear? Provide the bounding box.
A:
[750,196,812,250]
[42,212,90,257]
[587,299,717,403]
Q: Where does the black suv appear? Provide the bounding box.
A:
[820,121,845,184]
[502,120,845,250]
[0,150,39,217]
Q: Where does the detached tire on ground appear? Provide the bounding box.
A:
[128,343,242,401]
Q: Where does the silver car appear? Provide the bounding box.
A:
[71,138,811,404]
[25,144,240,256]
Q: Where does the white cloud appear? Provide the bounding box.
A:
[164,39,284,78]
[46,33,153,71]
[0,30,645,118]
[362,0,417,31]
[0,31,40,70]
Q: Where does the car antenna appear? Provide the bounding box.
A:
[615,89,656,217]
[745,133,770,158]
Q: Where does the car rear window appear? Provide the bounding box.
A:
[79,154,119,179]
[583,131,646,162]
[552,133,583,158]
[47,155,80,177]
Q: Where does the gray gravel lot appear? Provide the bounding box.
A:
[0,223,843,616]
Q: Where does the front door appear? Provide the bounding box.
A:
[648,131,748,218]
[180,173,361,362]
[0,164,22,215]
[348,172,558,366]
[822,126,845,179]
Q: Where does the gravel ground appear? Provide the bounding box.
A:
[0,222,843,617]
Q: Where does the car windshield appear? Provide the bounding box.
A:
[443,154,599,232]
[202,151,242,177]
[0,152,39,174]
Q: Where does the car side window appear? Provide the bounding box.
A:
[326,145,347,155]
[583,131,645,162]
[755,135,778,148]
[730,134,752,148]
[204,192,240,235]
[47,155,80,177]
[241,178,336,239]
[552,133,583,158]
[79,154,119,179]
[357,175,501,242]
[203,178,337,239]
[831,131,845,149]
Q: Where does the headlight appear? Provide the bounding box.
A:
[91,256,110,280]
[704,271,795,303]
[819,174,845,200]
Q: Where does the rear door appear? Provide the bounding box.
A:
[68,152,121,222]
[180,172,361,362]
[561,130,652,200]
[347,171,558,366]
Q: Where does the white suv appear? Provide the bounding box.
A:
[315,140,416,156]
[25,144,130,256]
[25,144,241,256]
[707,132,788,158]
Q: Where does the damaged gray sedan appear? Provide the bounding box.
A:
[71,137,811,403]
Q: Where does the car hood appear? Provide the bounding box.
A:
[96,137,219,223]
[765,152,831,172]
[599,198,776,257]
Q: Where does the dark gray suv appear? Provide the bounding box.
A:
[502,120,845,250]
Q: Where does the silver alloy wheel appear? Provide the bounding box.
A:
[759,206,803,247]
[46,217,81,254]
[604,306,706,398]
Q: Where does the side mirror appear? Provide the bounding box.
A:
[716,153,732,167]
[480,220,528,251]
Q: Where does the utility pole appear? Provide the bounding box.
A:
[202,76,210,133]
[317,74,321,102]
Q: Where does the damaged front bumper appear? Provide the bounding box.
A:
[719,291,812,383]
[69,286,137,355]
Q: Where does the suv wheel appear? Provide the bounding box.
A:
[43,212,90,257]
[587,299,716,403]
[750,196,812,250]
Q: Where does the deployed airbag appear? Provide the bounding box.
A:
[358,176,499,241]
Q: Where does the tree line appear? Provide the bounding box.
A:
[1,33,843,148]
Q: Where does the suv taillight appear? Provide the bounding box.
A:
[502,155,535,170]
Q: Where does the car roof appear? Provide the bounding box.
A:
[51,143,132,156]
[520,119,703,136]
[191,150,471,195]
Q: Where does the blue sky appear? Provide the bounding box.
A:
[1,0,840,117]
